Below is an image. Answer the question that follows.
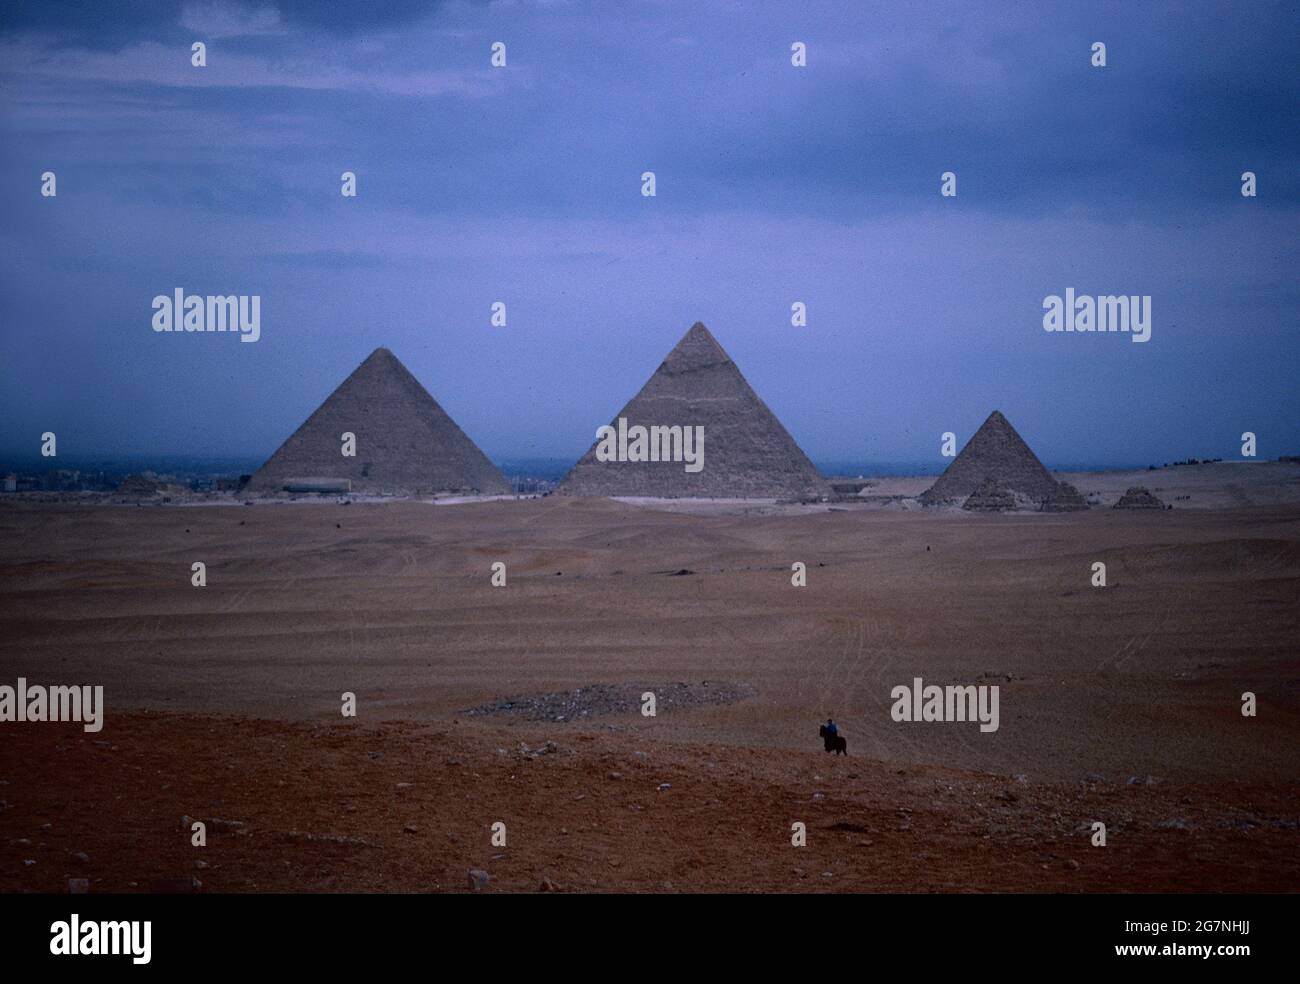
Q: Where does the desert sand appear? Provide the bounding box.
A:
[1,461,1297,892]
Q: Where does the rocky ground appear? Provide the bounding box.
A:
[2,714,1296,894]
[462,681,754,722]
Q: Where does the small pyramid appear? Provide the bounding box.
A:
[559,323,828,499]
[1113,486,1166,510]
[116,474,161,498]
[248,348,508,495]
[961,477,1019,512]
[920,410,1060,506]
[1044,480,1089,512]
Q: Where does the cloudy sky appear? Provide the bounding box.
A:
[1,0,1296,469]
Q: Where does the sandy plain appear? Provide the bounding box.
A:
[1,461,1297,892]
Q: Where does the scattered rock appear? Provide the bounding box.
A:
[68,878,89,894]
[71,851,90,864]
[1127,775,1163,786]
[463,681,753,722]
[468,869,491,891]
[283,831,375,848]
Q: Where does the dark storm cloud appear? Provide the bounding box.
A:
[0,0,1295,464]
[0,0,445,46]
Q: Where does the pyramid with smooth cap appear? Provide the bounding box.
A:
[920,410,1060,506]
[558,322,829,498]
[248,348,509,496]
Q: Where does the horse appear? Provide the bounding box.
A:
[819,725,847,755]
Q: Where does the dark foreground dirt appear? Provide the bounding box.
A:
[3,713,1295,893]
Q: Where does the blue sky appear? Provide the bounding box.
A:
[1,0,1296,469]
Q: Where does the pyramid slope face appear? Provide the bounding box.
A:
[559,323,828,499]
[248,348,509,495]
[920,410,1059,505]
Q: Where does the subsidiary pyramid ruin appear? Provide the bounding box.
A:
[961,478,1020,512]
[1113,486,1166,509]
[248,348,509,496]
[920,410,1062,507]
[1044,480,1089,512]
[558,322,829,499]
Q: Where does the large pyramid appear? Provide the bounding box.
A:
[919,410,1061,506]
[248,348,509,496]
[558,322,829,499]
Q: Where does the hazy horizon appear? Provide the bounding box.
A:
[2,1,1296,468]
[0,445,1243,481]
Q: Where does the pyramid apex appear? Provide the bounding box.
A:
[664,321,729,370]
[683,321,721,345]
[978,409,1015,433]
[357,347,408,375]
